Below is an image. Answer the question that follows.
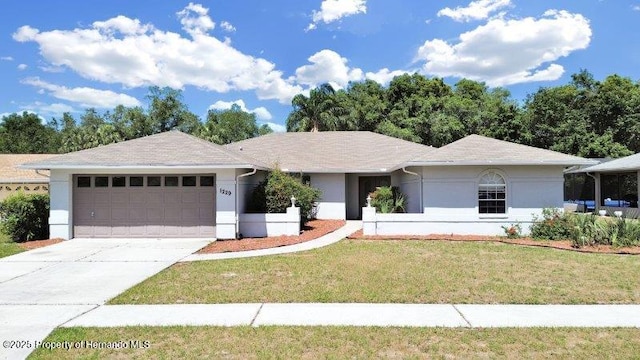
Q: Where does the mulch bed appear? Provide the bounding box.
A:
[17,238,64,250]
[347,230,640,255]
[197,219,346,254]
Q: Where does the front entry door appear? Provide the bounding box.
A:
[358,176,391,218]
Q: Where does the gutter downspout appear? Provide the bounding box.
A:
[235,168,257,238]
[402,167,423,212]
[586,172,599,212]
[35,169,50,179]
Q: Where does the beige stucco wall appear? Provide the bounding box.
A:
[0,183,49,202]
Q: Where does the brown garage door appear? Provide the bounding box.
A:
[73,175,216,238]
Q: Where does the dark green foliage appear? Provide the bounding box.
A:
[247,170,321,221]
[290,70,639,158]
[0,112,58,153]
[198,104,272,145]
[369,186,406,213]
[530,208,573,240]
[0,193,50,242]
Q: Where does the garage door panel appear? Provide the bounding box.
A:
[130,192,146,203]
[182,194,198,204]
[164,192,180,204]
[146,191,163,203]
[74,174,216,238]
[92,225,112,237]
[129,208,146,221]
[129,225,146,237]
[92,208,110,222]
[111,207,130,221]
[147,208,164,221]
[94,192,110,204]
[146,225,163,237]
[199,207,213,220]
[111,192,128,203]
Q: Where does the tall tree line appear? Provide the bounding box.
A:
[287,70,640,158]
[0,86,272,154]
[1,70,639,158]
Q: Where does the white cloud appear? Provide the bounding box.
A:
[39,65,65,73]
[208,99,272,120]
[220,21,236,32]
[21,77,141,108]
[1,56,14,61]
[365,68,407,85]
[17,63,27,70]
[295,49,364,89]
[308,0,367,30]
[262,122,286,132]
[20,102,76,117]
[437,0,511,22]
[416,10,591,86]
[633,5,640,11]
[12,3,302,104]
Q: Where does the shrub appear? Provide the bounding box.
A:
[0,192,50,242]
[247,169,321,221]
[369,186,406,213]
[501,223,522,239]
[530,207,573,240]
[568,214,640,248]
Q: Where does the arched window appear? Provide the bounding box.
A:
[478,171,506,214]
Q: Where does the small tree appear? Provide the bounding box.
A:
[247,169,321,221]
[0,193,50,242]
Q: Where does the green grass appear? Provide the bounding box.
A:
[28,326,640,359]
[111,240,640,304]
[0,230,23,258]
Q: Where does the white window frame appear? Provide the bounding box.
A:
[478,170,507,216]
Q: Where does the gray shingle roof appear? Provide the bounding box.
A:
[408,134,595,166]
[226,131,435,173]
[21,131,266,169]
[580,152,640,172]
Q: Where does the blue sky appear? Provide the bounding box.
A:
[1,0,639,132]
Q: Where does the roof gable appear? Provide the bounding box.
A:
[409,134,594,166]
[226,131,435,173]
[21,131,265,169]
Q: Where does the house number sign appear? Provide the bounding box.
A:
[219,188,232,196]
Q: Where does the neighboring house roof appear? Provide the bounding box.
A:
[226,131,436,173]
[0,154,54,183]
[579,152,640,173]
[21,131,267,170]
[407,134,595,166]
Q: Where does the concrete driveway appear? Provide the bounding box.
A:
[0,238,210,360]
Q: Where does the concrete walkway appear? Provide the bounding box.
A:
[63,303,640,328]
[0,238,211,360]
[181,220,362,261]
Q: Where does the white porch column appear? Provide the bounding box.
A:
[594,173,601,211]
[215,169,237,239]
[49,170,73,240]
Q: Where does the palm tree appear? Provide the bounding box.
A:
[286,83,346,132]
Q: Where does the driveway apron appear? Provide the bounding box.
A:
[0,238,210,360]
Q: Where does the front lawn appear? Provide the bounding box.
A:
[111,240,640,304]
[0,231,24,259]
[29,326,640,359]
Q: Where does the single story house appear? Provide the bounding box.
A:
[0,154,54,201]
[21,130,593,239]
[576,152,640,218]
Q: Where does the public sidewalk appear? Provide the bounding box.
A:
[62,303,640,328]
[181,220,362,261]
